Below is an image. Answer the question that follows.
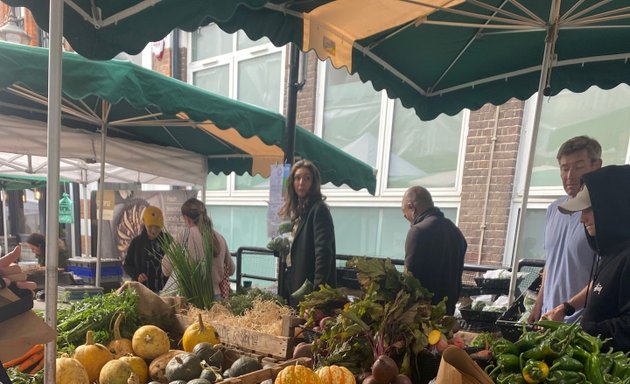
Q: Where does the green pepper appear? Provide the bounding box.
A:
[613,360,630,379]
[604,373,623,383]
[599,353,615,375]
[534,319,564,330]
[496,372,526,384]
[550,355,584,371]
[571,345,592,365]
[545,370,586,384]
[488,354,521,376]
[492,337,520,356]
[575,331,602,354]
[522,338,563,361]
[514,331,546,353]
[585,353,605,384]
[522,359,550,384]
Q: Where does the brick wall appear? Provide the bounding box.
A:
[283,49,318,132]
[459,99,524,266]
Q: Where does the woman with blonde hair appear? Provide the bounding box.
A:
[279,160,336,305]
[162,198,235,300]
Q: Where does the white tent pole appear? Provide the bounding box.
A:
[81,170,90,257]
[2,189,8,255]
[95,121,108,287]
[44,0,64,382]
[69,184,76,257]
[508,0,561,305]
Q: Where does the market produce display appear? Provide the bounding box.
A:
[299,257,458,382]
[487,320,630,384]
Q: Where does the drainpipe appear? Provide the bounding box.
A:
[171,29,180,80]
[477,106,500,264]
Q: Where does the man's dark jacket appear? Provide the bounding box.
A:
[404,207,467,315]
[580,165,630,352]
[286,200,337,298]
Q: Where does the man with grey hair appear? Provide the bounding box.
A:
[402,186,467,315]
[528,135,602,323]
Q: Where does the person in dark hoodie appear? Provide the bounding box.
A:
[123,206,170,293]
[547,165,630,352]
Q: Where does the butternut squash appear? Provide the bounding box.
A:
[108,313,134,358]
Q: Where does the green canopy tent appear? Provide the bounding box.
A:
[0,41,376,194]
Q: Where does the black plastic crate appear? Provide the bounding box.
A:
[474,277,511,291]
[460,307,502,324]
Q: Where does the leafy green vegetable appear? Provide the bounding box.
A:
[7,367,43,384]
[225,288,285,316]
[160,227,215,309]
[56,288,139,353]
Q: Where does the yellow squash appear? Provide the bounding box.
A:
[72,330,113,384]
[182,314,219,352]
[108,313,134,358]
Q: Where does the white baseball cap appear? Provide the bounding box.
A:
[558,185,591,214]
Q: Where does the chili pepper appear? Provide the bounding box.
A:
[613,360,630,379]
[496,372,526,384]
[585,353,605,384]
[522,338,563,361]
[514,331,546,353]
[604,373,623,383]
[575,331,602,354]
[534,319,564,330]
[545,370,586,384]
[571,345,592,365]
[599,352,614,375]
[550,355,584,371]
[522,359,549,384]
[492,337,520,356]
[488,354,521,376]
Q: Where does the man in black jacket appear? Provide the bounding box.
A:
[554,165,630,352]
[402,186,467,315]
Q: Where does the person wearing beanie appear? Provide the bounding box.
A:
[123,205,170,292]
[545,165,630,352]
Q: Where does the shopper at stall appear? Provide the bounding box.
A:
[162,198,234,301]
[25,232,69,270]
[402,185,467,315]
[279,160,336,306]
[123,206,170,293]
[528,136,602,323]
[549,165,630,352]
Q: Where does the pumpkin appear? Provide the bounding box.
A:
[108,313,134,358]
[275,365,321,384]
[165,353,202,382]
[148,350,186,382]
[199,366,221,383]
[188,379,212,384]
[73,330,114,384]
[99,359,136,384]
[119,354,149,384]
[182,314,220,352]
[132,325,170,360]
[316,365,356,384]
[56,355,89,384]
[192,342,223,368]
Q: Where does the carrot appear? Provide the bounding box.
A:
[28,356,45,374]
[2,344,44,368]
[16,350,44,373]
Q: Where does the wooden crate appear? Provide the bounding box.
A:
[221,357,312,384]
[174,314,302,360]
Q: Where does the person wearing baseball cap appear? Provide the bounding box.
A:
[123,205,171,293]
[546,165,630,352]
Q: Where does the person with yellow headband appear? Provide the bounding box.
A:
[123,206,170,293]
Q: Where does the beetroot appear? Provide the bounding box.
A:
[371,355,398,384]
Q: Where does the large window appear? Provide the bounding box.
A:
[530,85,630,187]
[190,27,283,191]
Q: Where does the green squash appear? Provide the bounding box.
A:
[165,353,202,382]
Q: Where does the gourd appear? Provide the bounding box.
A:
[192,342,223,368]
[275,365,321,384]
[182,314,220,352]
[119,354,149,384]
[132,325,170,360]
[316,365,356,384]
[72,330,114,384]
[99,359,136,384]
[199,366,221,383]
[108,313,134,358]
[187,379,212,384]
[56,355,89,384]
[224,356,262,378]
[148,350,186,382]
[165,353,203,382]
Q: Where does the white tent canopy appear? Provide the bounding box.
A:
[0,114,207,186]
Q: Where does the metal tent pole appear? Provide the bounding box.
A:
[95,120,108,288]
[508,0,561,305]
[44,0,64,381]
